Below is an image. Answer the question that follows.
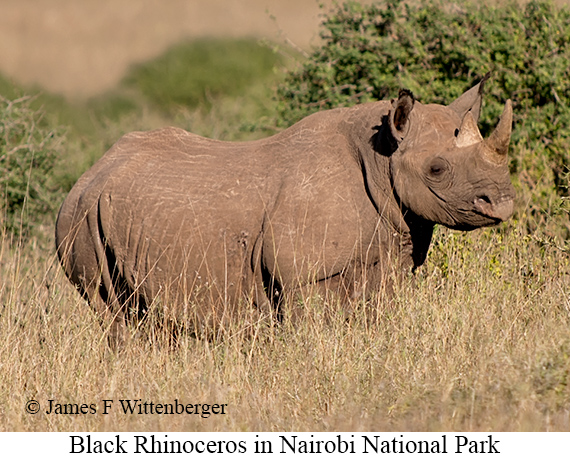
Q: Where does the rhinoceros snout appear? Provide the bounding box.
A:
[474,195,514,222]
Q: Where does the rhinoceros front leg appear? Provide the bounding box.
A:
[280,259,395,322]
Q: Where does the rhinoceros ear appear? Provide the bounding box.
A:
[388,89,415,144]
[449,72,490,122]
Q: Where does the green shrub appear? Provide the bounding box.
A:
[0,96,63,236]
[277,0,570,237]
[124,38,281,113]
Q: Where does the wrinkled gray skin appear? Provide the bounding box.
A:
[56,79,515,342]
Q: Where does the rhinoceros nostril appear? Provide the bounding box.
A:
[475,195,492,205]
[474,195,493,216]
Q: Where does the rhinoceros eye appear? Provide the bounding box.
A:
[430,164,443,175]
[427,158,449,179]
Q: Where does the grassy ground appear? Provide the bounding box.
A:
[1,34,570,431]
[1,213,569,432]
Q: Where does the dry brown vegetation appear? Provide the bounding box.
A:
[2,196,569,431]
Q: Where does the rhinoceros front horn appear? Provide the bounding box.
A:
[484,100,513,162]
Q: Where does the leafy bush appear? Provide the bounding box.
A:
[0,96,63,236]
[124,38,281,113]
[277,0,570,237]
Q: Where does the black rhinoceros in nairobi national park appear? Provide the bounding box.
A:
[55,75,515,345]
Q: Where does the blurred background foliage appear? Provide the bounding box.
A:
[123,38,281,113]
[0,96,64,236]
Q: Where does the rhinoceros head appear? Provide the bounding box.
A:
[388,79,515,230]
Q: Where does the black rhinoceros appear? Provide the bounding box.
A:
[56,77,514,342]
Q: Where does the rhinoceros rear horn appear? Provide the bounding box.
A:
[449,72,490,121]
[484,99,513,162]
[389,89,415,143]
[455,111,483,148]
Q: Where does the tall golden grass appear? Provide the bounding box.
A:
[1,188,569,431]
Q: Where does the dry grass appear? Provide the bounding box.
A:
[1,207,569,431]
